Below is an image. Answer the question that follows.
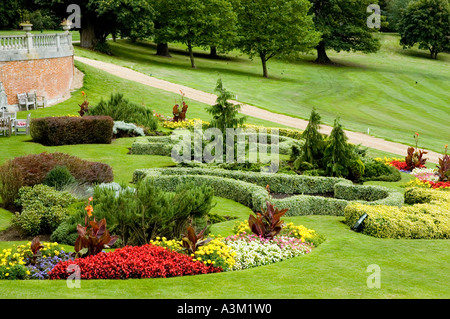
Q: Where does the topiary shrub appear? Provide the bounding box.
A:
[30,116,114,146]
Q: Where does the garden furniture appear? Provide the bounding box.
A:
[0,116,12,137]
[15,113,31,135]
[17,93,34,111]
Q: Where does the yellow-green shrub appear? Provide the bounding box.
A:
[344,202,450,239]
[404,187,450,205]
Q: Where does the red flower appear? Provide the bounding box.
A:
[48,244,222,280]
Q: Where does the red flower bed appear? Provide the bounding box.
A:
[389,160,409,171]
[428,181,450,189]
[48,244,222,280]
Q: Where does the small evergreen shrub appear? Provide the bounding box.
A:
[87,93,158,130]
[42,166,76,191]
[11,185,76,236]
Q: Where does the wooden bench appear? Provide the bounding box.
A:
[0,116,12,137]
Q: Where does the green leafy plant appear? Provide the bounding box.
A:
[74,198,118,258]
[405,132,428,170]
[29,236,44,265]
[248,201,288,240]
[181,225,212,254]
[437,145,450,182]
[42,166,76,191]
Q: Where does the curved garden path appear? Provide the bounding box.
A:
[75,56,442,163]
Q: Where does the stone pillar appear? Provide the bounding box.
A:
[0,82,8,112]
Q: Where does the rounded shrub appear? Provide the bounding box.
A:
[42,166,76,191]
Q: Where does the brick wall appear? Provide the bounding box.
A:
[0,56,74,105]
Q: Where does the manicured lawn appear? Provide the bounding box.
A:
[0,214,448,299]
[73,33,450,153]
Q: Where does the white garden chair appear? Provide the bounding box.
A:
[17,93,34,111]
[15,113,31,135]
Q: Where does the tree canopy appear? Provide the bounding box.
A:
[235,0,320,78]
[309,0,381,64]
[398,0,450,59]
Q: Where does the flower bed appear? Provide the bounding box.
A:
[49,244,221,280]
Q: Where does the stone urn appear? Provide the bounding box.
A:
[61,19,72,32]
[19,22,33,32]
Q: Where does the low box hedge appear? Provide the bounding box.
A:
[135,168,403,216]
[30,116,114,146]
[344,202,450,239]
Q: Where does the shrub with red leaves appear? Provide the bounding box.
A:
[48,244,222,280]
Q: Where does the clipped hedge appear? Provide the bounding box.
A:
[135,168,403,216]
[404,187,450,205]
[334,183,404,207]
[30,116,114,146]
[130,134,302,157]
[344,202,450,239]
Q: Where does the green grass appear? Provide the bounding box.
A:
[73,33,450,153]
[0,215,449,298]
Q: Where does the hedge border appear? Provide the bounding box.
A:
[134,168,403,216]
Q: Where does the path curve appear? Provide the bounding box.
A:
[75,56,442,163]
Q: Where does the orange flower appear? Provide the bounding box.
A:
[85,205,93,217]
[81,91,85,96]
[415,132,419,136]
[88,196,93,202]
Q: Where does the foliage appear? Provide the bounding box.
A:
[299,108,325,166]
[154,0,237,68]
[30,116,114,146]
[0,152,113,208]
[48,244,222,279]
[344,201,450,239]
[405,147,427,171]
[360,158,402,182]
[248,201,288,240]
[87,93,158,130]
[206,79,246,135]
[235,0,320,77]
[42,166,76,191]
[437,145,450,182]
[11,185,76,236]
[322,118,365,179]
[385,0,413,31]
[74,197,118,258]
[86,181,214,246]
[404,187,450,205]
[309,0,381,63]
[181,225,212,254]
[113,121,145,138]
[398,0,450,59]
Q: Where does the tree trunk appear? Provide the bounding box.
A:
[210,46,218,58]
[430,47,438,59]
[188,42,196,68]
[260,53,268,78]
[79,19,97,49]
[315,42,332,64]
[156,43,172,57]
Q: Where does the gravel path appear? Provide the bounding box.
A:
[75,56,442,163]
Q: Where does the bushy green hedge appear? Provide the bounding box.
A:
[344,202,450,239]
[130,134,302,157]
[11,185,77,236]
[135,168,403,216]
[134,167,350,194]
[334,183,404,207]
[30,116,114,146]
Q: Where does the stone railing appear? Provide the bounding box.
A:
[0,27,73,62]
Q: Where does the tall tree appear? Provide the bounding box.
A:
[235,0,320,78]
[35,0,154,49]
[385,0,413,31]
[398,0,450,59]
[300,108,325,166]
[309,0,381,64]
[160,0,237,68]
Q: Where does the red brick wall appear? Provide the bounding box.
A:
[0,56,74,105]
